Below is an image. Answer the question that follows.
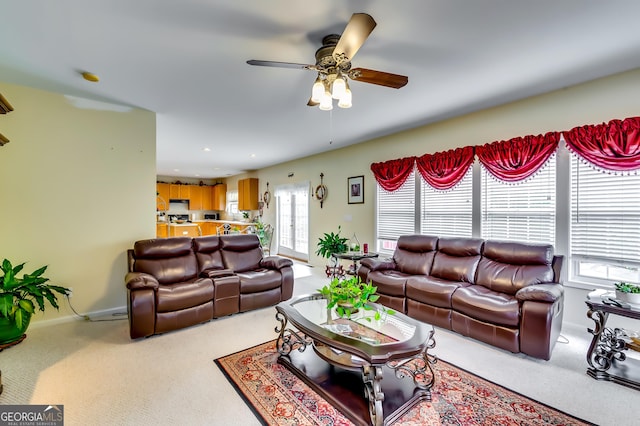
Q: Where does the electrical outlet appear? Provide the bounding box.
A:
[68,287,73,298]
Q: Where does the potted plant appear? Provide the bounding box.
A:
[316,226,350,259]
[318,275,394,320]
[316,226,350,277]
[0,259,70,345]
[615,282,640,305]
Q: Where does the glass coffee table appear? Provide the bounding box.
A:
[274,294,436,426]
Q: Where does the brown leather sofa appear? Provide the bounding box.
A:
[358,235,564,360]
[125,234,294,339]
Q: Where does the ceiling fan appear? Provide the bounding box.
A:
[247,13,408,110]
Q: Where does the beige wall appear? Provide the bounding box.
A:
[3,67,638,325]
[0,82,156,323]
[254,68,640,268]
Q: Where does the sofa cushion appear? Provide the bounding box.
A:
[133,238,199,284]
[393,235,438,275]
[193,236,226,273]
[406,275,468,308]
[156,278,213,312]
[236,269,282,294]
[220,234,263,272]
[451,285,520,327]
[430,238,483,283]
[476,241,554,295]
[367,270,412,297]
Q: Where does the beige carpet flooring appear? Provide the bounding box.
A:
[1,263,638,425]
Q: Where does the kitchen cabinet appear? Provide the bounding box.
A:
[189,185,203,210]
[202,185,213,210]
[169,224,200,238]
[212,184,227,211]
[169,183,190,200]
[156,183,170,211]
[238,178,259,211]
[156,223,168,238]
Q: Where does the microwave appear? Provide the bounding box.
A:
[204,213,219,220]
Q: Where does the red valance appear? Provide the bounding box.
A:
[476,132,560,182]
[563,116,640,171]
[370,156,416,192]
[416,146,474,190]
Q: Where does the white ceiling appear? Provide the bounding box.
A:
[2,1,640,178]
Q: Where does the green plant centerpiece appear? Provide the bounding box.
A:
[0,259,70,345]
[318,275,394,320]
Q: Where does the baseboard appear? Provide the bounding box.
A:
[29,305,128,329]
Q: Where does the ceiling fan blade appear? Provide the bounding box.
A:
[332,13,377,63]
[307,98,319,107]
[246,60,315,70]
[349,68,408,89]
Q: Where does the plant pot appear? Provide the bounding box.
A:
[0,314,31,345]
[616,290,640,305]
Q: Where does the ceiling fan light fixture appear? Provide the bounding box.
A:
[331,75,346,99]
[338,87,352,109]
[311,77,324,103]
[319,89,333,111]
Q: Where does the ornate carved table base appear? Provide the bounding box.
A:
[586,301,640,391]
[275,311,436,426]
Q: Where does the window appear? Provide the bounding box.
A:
[420,168,473,238]
[570,154,640,285]
[376,171,416,254]
[481,156,556,245]
[226,190,238,215]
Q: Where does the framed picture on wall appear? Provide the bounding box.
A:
[347,175,364,204]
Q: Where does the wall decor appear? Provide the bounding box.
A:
[347,175,364,204]
[263,182,271,209]
[315,173,327,208]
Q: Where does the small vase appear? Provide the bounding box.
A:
[616,290,640,305]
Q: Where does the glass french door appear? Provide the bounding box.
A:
[276,182,309,261]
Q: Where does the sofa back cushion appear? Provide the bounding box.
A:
[132,237,198,284]
[193,236,225,273]
[220,234,263,272]
[476,240,554,295]
[431,238,484,283]
[393,235,438,275]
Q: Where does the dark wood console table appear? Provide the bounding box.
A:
[585,298,640,391]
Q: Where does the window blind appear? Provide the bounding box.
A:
[420,168,472,237]
[481,155,556,245]
[377,171,416,242]
[570,155,640,264]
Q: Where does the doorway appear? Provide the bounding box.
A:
[275,182,309,261]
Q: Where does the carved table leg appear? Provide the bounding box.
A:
[275,311,310,355]
[362,365,384,426]
[586,308,626,372]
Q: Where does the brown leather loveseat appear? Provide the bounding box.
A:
[125,234,294,339]
[357,235,564,360]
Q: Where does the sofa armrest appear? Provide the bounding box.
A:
[261,256,294,270]
[201,268,235,279]
[360,257,396,272]
[516,283,564,303]
[125,272,159,290]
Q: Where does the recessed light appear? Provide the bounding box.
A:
[173,169,180,172]
[250,154,256,158]
[203,148,211,152]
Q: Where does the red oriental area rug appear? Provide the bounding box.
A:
[215,340,591,426]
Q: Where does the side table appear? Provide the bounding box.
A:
[331,251,379,278]
[585,298,640,390]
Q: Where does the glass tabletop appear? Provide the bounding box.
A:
[288,294,416,346]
